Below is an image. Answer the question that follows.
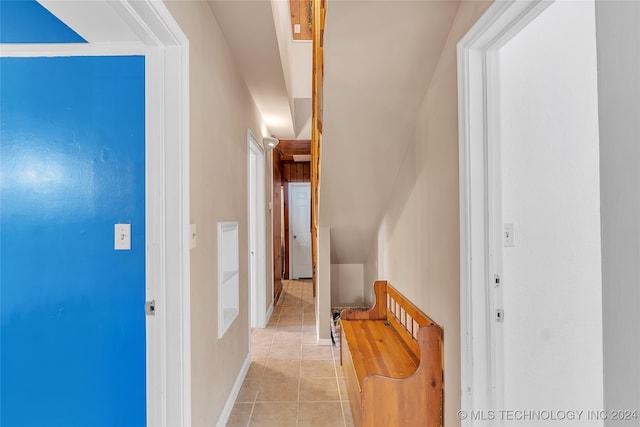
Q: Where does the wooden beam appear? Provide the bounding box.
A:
[277,139,311,161]
[311,0,324,295]
[289,0,312,41]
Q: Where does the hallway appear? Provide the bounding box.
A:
[227,280,354,426]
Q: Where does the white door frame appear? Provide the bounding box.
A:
[288,182,312,280]
[457,0,552,422]
[248,130,269,328]
[3,2,192,426]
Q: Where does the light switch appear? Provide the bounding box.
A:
[294,24,301,34]
[115,223,131,250]
[190,224,197,249]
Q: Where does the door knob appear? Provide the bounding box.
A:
[293,235,297,239]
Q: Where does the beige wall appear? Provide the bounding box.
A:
[165,1,268,424]
[330,264,364,307]
[365,2,492,426]
[317,227,332,342]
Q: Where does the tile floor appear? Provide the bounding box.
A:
[227,280,354,427]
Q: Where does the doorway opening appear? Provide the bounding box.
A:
[271,139,312,298]
[0,2,191,425]
[248,130,269,329]
[458,0,603,416]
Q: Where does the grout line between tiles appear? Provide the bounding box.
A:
[246,400,256,427]
[296,337,302,426]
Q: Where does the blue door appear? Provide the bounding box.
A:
[1,56,146,427]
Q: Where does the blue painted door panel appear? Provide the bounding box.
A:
[0,56,146,427]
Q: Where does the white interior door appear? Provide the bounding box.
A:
[289,182,312,279]
[495,1,603,420]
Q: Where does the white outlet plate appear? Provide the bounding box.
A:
[294,24,301,34]
[115,223,131,250]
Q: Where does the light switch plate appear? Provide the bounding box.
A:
[115,223,131,250]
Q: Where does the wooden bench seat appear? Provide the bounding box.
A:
[340,281,443,427]
[341,320,418,382]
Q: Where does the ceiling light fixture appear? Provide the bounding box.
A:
[263,136,279,151]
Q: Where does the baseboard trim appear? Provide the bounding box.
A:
[215,353,251,427]
[317,338,333,346]
[264,303,274,327]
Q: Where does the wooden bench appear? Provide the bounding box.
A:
[340,280,443,427]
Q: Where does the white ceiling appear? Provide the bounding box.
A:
[207,0,312,140]
[208,0,295,139]
[320,0,461,263]
[37,0,139,42]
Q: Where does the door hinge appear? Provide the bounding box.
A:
[145,300,156,316]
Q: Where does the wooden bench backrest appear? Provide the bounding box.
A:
[385,283,437,361]
[340,280,388,320]
[342,280,439,362]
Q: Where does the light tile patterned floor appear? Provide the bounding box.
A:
[227,280,354,427]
